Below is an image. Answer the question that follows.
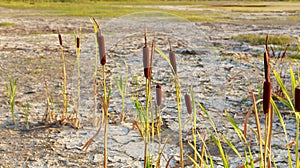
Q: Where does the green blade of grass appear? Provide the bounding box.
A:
[290,65,296,100]
[221,135,242,158]
[224,110,246,142]
[273,68,295,111]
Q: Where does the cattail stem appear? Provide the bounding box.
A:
[144,78,151,168]
[156,84,162,166]
[103,65,108,168]
[76,36,80,119]
[175,77,184,168]
[250,90,264,167]
[58,32,68,118]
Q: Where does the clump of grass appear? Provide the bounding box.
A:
[21,101,30,130]
[43,79,56,124]
[114,59,129,123]
[232,34,295,45]
[6,77,17,125]
[0,22,15,27]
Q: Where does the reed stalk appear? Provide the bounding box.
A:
[97,25,108,167]
[58,31,68,119]
[295,86,300,167]
[75,34,81,120]
[263,37,273,168]
[143,31,151,168]
[90,17,99,126]
[155,84,162,167]
[169,40,184,167]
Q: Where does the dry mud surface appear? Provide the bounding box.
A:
[0,7,300,168]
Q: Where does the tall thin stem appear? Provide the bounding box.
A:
[175,76,184,168]
[103,65,108,168]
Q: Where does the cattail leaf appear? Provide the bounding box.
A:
[263,81,272,114]
[185,93,192,115]
[273,69,295,111]
[156,84,162,107]
[221,135,242,158]
[290,65,296,99]
[225,109,245,142]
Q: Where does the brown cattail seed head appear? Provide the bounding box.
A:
[97,31,106,65]
[295,86,300,112]
[143,46,151,79]
[76,37,80,49]
[185,93,192,115]
[263,81,272,114]
[169,51,177,75]
[156,84,162,107]
[58,33,63,46]
[264,52,270,82]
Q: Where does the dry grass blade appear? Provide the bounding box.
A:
[82,123,103,151]
[243,106,253,140]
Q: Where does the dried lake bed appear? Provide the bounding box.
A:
[0,6,300,168]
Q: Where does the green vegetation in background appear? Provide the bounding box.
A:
[232,34,295,45]
[0,22,16,26]
[0,1,300,22]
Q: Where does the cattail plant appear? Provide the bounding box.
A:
[263,36,273,168]
[155,39,184,167]
[82,20,110,168]
[90,17,100,127]
[6,78,17,125]
[142,31,152,168]
[185,87,198,167]
[58,30,68,119]
[97,25,109,168]
[75,34,81,121]
[169,40,184,168]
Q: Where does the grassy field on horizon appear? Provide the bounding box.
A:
[0,0,300,22]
